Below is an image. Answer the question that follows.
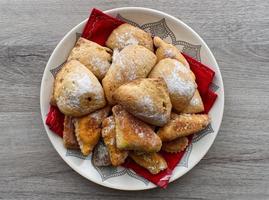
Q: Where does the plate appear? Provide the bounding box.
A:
[40,7,224,190]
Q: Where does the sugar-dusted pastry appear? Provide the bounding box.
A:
[154,36,189,68]
[112,78,172,126]
[129,152,167,174]
[106,24,154,51]
[101,116,128,166]
[92,141,111,167]
[102,45,157,104]
[73,106,110,156]
[157,113,210,142]
[182,90,204,114]
[68,37,112,80]
[112,105,162,152]
[53,60,106,117]
[63,116,79,150]
[149,58,197,112]
[162,137,189,153]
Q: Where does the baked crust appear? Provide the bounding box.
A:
[161,136,189,153]
[112,78,172,126]
[63,116,79,150]
[182,90,204,114]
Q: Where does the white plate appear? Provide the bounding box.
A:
[40,7,224,190]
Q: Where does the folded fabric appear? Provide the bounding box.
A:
[46,8,218,188]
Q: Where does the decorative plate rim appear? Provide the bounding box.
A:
[40,7,224,191]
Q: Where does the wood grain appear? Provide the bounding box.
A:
[1,0,269,199]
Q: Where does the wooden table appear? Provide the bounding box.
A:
[1,0,269,199]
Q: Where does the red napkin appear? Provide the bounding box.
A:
[46,8,218,188]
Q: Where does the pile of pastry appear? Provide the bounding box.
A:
[50,23,210,174]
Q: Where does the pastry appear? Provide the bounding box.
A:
[73,106,110,156]
[149,58,197,112]
[112,105,162,152]
[102,45,157,104]
[157,113,210,142]
[129,152,167,174]
[106,24,154,51]
[161,137,189,153]
[92,141,111,167]
[53,60,106,117]
[112,78,172,126]
[68,37,112,80]
[102,116,128,166]
[154,36,189,68]
[63,116,79,149]
[182,90,204,114]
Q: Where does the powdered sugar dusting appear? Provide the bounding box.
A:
[190,96,200,106]
[89,56,110,76]
[115,32,139,48]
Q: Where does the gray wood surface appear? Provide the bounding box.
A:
[1,0,269,199]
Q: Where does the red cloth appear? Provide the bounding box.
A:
[46,8,218,188]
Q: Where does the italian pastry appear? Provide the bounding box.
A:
[92,141,111,167]
[149,58,197,112]
[73,106,110,156]
[161,137,189,153]
[63,116,79,150]
[182,90,204,114]
[52,60,106,117]
[157,113,210,142]
[112,78,172,126]
[129,152,167,174]
[106,23,154,51]
[112,105,162,152]
[101,116,128,166]
[68,37,112,80]
[102,45,157,104]
[154,36,189,68]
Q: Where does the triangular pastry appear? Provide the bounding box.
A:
[129,152,167,174]
[106,24,154,51]
[112,105,162,152]
[149,58,197,112]
[101,116,128,166]
[63,116,79,150]
[68,37,112,80]
[112,78,172,126]
[157,113,210,142]
[92,141,111,167]
[53,60,106,117]
[182,90,204,114]
[161,137,189,153]
[102,45,157,104]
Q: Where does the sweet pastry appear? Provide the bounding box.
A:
[112,78,172,126]
[161,137,189,153]
[129,152,167,174]
[106,24,154,51]
[101,116,128,166]
[63,116,79,149]
[68,37,112,80]
[92,141,111,167]
[154,36,189,68]
[182,90,204,114]
[112,105,162,152]
[157,113,210,142]
[53,60,106,117]
[149,58,197,112]
[88,105,111,125]
[102,45,157,104]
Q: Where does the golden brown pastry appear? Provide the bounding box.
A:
[53,60,106,117]
[157,113,210,142]
[161,137,189,153]
[149,58,197,112]
[129,152,167,174]
[106,24,154,51]
[154,36,189,68]
[112,105,162,152]
[68,37,112,80]
[73,106,110,156]
[102,45,157,104]
[182,90,204,114]
[112,78,172,126]
[63,116,79,150]
[101,116,128,166]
